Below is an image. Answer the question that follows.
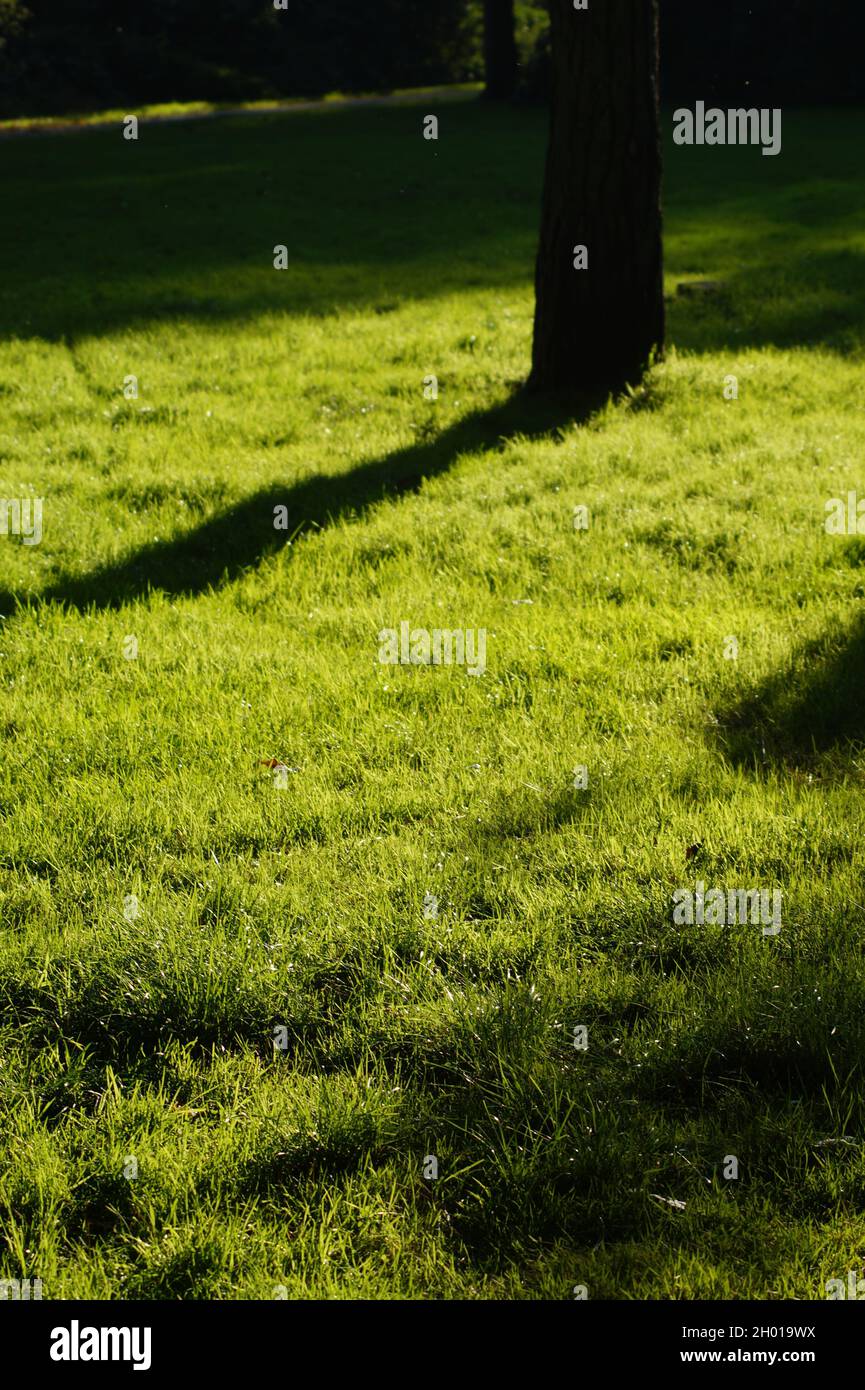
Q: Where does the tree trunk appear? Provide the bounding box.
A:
[529,0,664,393]
[483,0,518,101]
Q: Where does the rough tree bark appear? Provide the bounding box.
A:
[529,0,664,392]
[483,0,519,101]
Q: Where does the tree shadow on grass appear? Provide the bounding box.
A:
[0,385,605,616]
[0,100,546,343]
[714,597,865,771]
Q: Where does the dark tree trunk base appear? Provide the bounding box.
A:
[529,0,664,396]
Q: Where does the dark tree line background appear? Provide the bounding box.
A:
[0,0,861,118]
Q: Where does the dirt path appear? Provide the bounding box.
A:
[0,85,477,140]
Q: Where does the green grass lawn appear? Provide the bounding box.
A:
[1,94,865,1300]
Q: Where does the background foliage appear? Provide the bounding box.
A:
[0,1,861,120]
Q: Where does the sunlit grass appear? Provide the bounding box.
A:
[0,97,864,1300]
[0,84,482,135]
